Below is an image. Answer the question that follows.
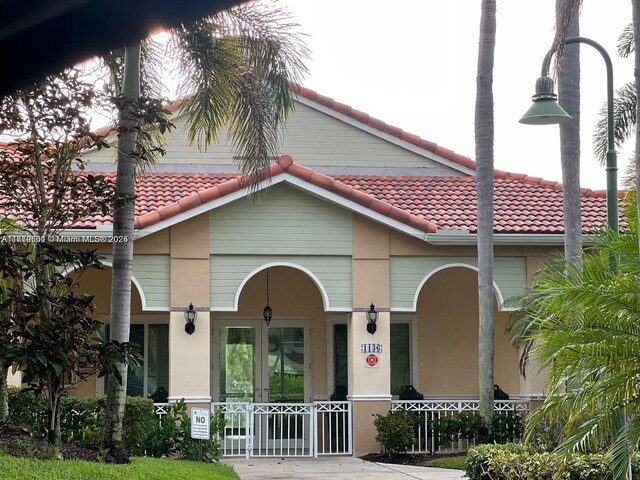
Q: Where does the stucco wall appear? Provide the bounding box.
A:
[417,266,520,397]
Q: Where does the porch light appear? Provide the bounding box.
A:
[184,303,197,335]
[366,303,378,335]
[263,268,272,326]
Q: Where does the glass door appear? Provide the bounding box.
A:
[214,319,310,454]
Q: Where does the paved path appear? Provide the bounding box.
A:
[223,457,466,480]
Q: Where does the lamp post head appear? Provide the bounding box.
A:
[519,76,572,125]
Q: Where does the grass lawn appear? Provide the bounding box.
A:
[0,454,240,480]
[424,455,466,470]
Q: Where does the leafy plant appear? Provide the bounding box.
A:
[432,411,523,447]
[373,409,420,455]
[143,399,225,462]
[465,443,640,480]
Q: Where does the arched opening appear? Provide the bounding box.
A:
[415,266,520,397]
[70,265,169,401]
[212,265,327,404]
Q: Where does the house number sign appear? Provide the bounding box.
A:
[360,343,382,353]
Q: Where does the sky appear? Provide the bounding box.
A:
[275,0,634,190]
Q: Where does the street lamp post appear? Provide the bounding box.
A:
[520,36,627,480]
[519,36,618,233]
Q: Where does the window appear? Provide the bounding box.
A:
[390,323,411,396]
[106,323,169,401]
[330,319,413,397]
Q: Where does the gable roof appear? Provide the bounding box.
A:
[70,155,614,238]
[293,86,476,175]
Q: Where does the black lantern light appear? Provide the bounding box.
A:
[184,303,197,335]
[263,269,272,326]
[366,303,378,335]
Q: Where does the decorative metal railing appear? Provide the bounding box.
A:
[391,398,530,454]
[209,401,352,458]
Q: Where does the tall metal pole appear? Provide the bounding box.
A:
[540,36,618,232]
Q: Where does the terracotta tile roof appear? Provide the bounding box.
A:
[69,156,613,235]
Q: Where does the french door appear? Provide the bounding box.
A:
[213,318,310,403]
[213,318,311,454]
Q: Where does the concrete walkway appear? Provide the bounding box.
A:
[223,456,466,480]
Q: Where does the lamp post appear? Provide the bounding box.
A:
[521,36,626,479]
[520,36,618,233]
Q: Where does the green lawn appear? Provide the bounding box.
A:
[0,454,240,480]
[424,455,467,470]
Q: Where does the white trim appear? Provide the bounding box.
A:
[411,263,509,312]
[347,394,393,401]
[168,395,212,403]
[296,95,476,177]
[231,261,332,312]
[426,232,595,246]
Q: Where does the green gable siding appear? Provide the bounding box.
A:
[210,255,352,310]
[390,256,527,310]
[103,254,170,309]
[83,103,459,172]
[210,184,352,255]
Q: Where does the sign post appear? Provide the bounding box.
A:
[191,407,210,461]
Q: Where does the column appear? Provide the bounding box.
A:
[168,213,211,409]
[349,216,391,456]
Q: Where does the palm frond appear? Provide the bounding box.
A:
[168,0,309,186]
[617,23,634,58]
[593,81,637,164]
[140,38,165,99]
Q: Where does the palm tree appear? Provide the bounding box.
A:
[508,225,640,480]
[475,0,497,436]
[101,2,308,463]
[556,0,582,269]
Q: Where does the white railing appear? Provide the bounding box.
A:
[314,401,352,456]
[391,398,530,454]
[211,401,352,458]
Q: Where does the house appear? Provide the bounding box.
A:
[5,87,611,456]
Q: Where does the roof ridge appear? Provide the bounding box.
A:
[134,155,439,233]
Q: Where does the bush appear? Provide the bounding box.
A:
[373,409,419,455]
[433,411,523,447]
[7,388,155,455]
[465,443,640,480]
[143,399,225,462]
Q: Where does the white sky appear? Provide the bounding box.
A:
[277,0,634,190]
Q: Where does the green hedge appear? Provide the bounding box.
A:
[465,444,640,480]
[7,387,155,455]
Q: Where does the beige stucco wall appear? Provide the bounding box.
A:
[417,266,520,397]
[352,400,391,456]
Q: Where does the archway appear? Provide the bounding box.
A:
[415,266,520,397]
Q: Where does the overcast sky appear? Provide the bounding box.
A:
[276,0,633,190]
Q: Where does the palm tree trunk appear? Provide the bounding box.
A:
[475,0,497,439]
[103,42,141,464]
[557,1,582,269]
[633,0,640,256]
[0,366,7,427]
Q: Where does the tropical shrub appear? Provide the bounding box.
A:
[143,399,225,462]
[373,409,420,455]
[465,444,640,480]
[7,388,155,454]
[433,411,524,447]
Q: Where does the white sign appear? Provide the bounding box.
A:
[191,408,210,440]
[365,353,380,368]
[360,343,382,353]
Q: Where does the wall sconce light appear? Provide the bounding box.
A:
[263,269,272,326]
[366,303,378,335]
[184,303,197,335]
